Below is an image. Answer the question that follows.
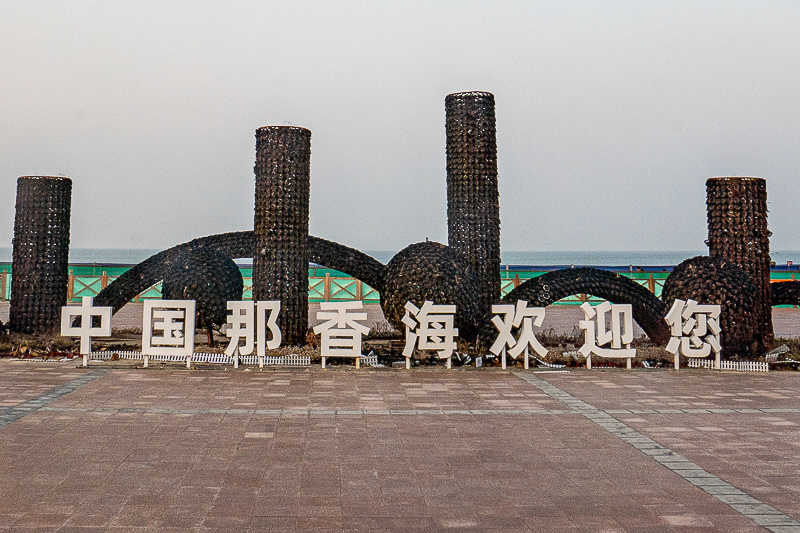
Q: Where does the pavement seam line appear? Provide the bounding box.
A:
[0,370,105,429]
[513,371,800,533]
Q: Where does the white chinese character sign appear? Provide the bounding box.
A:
[579,302,636,369]
[402,301,458,369]
[224,301,281,368]
[314,301,369,368]
[490,300,548,369]
[664,298,722,369]
[60,296,112,367]
[142,300,196,368]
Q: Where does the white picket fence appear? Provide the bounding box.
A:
[88,351,311,367]
[687,358,769,372]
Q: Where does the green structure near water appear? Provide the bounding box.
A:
[2,262,797,306]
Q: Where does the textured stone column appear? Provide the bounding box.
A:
[9,176,72,334]
[706,177,773,350]
[445,91,501,320]
[253,126,311,346]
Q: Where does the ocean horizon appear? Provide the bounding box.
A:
[2,248,799,268]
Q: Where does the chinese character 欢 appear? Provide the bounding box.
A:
[402,301,458,369]
[224,301,281,367]
[490,300,548,369]
[313,301,369,368]
[61,296,112,367]
[142,300,196,367]
[664,298,721,369]
[579,301,636,369]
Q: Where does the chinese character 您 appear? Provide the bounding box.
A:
[142,300,196,367]
[579,301,636,368]
[314,301,369,368]
[402,301,458,368]
[224,301,281,367]
[490,300,548,369]
[60,296,112,367]
[664,298,721,369]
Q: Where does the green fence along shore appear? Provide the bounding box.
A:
[0,263,797,306]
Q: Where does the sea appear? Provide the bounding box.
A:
[1,248,799,268]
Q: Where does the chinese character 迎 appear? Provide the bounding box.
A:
[402,301,458,369]
[60,296,112,367]
[313,301,369,368]
[142,300,196,367]
[579,301,636,369]
[664,298,721,369]
[224,301,281,367]
[490,300,548,369]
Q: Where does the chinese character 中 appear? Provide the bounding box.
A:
[313,301,369,364]
[60,296,112,365]
[142,300,196,358]
[402,301,458,364]
[579,301,636,368]
[664,298,721,368]
[490,300,548,369]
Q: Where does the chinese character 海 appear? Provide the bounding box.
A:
[579,301,636,369]
[664,298,721,369]
[142,300,196,367]
[313,301,369,368]
[60,296,113,367]
[402,301,458,369]
[490,300,548,369]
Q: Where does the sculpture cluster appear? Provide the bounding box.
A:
[380,241,480,341]
[9,176,72,335]
[10,92,800,362]
[253,126,311,346]
[706,177,773,350]
[661,256,756,357]
[445,91,501,321]
[161,244,243,335]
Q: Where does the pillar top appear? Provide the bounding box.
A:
[707,176,764,182]
[445,91,494,101]
[18,175,71,182]
[255,125,311,135]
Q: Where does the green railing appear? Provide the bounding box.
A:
[0,263,795,306]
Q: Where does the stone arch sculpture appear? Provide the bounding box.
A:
[497,267,670,345]
[771,281,800,307]
[94,231,386,314]
[661,256,757,357]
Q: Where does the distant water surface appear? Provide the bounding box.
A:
[1,248,799,267]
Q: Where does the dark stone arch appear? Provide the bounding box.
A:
[771,281,800,307]
[94,231,386,313]
[497,267,669,344]
[661,256,757,358]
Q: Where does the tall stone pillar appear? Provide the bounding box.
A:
[706,177,773,350]
[9,176,72,334]
[253,126,311,346]
[445,91,501,320]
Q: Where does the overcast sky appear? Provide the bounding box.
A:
[2,1,798,255]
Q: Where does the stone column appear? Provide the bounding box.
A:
[445,91,501,320]
[9,176,72,334]
[706,177,773,350]
[253,126,311,346]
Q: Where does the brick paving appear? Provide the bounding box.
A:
[1,362,799,531]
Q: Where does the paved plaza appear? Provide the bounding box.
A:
[1,362,799,532]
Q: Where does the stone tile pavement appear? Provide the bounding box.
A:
[0,360,799,531]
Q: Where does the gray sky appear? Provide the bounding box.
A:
[2,1,798,254]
